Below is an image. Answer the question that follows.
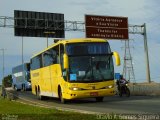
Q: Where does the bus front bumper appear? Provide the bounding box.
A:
[63,88,115,100]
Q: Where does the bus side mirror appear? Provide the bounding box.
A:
[113,51,121,66]
[63,53,69,69]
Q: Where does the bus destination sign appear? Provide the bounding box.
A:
[85,15,129,40]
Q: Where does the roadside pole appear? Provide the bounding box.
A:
[143,23,151,83]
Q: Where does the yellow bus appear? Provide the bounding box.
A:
[30,38,120,103]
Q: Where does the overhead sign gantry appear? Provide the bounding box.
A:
[14,10,65,38]
[85,15,128,40]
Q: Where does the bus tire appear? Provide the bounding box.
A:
[37,87,44,100]
[22,84,26,91]
[14,85,18,91]
[58,87,66,104]
[96,97,104,102]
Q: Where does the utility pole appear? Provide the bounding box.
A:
[143,23,151,83]
[0,48,6,82]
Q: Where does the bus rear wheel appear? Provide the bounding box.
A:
[37,88,44,100]
[14,85,18,91]
[22,84,26,91]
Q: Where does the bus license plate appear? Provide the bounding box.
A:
[90,92,98,96]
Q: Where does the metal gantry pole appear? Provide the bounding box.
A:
[44,32,55,47]
[47,37,48,47]
[22,36,24,66]
[22,36,25,84]
[2,49,4,80]
[143,23,151,83]
[0,48,5,93]
[0,48,6,81]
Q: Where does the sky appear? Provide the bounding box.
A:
[0,0,160,84]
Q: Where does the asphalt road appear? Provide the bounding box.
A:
[15,91,160,114]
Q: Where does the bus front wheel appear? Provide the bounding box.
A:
[58,87,66,104]
[96,97,104,102]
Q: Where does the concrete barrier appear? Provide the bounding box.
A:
[129,83,160,96]
[5,87,18,100]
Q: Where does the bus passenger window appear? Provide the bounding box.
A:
[31,55,41,70]
[43,53,52,67]
[43,49,58,67]
[54,46,59,64]
[52,50,57,64]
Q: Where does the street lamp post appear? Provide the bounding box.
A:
[0,48,6,83]
[44,32,55,47]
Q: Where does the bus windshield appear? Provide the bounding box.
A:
[66,43,114,83]
[66,42,111,56]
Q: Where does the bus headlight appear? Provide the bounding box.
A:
[69,87,82,91]
[109,85,113,88]
[105,85,114,89]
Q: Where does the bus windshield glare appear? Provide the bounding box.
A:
[66,43,114,83]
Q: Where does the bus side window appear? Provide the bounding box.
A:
[43,51,53,67]
[54,45,60,64]
[52,49,57,64]
[43,49,57,67]
[31,55,41,70]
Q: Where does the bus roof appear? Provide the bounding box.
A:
[31,38,108,58]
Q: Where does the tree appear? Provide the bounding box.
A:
[2,75,12,88]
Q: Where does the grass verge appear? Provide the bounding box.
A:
[0,97,121,120]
